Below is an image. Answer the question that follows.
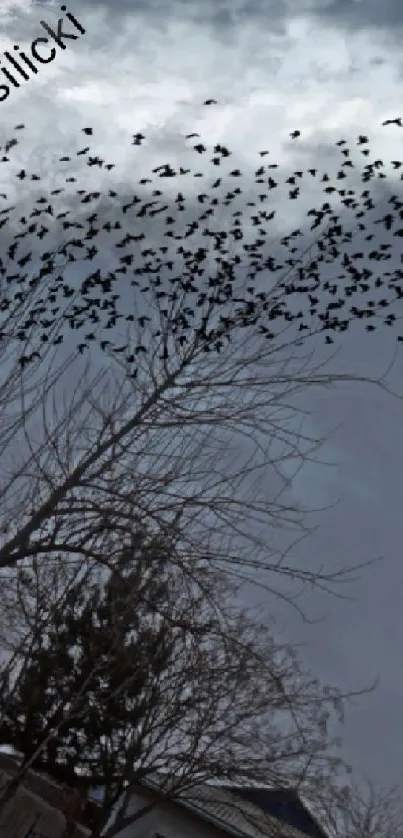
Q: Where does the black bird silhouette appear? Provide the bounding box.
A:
[204,99,217,105]
[3,115,403,368]
[82,127,93,135]
[382,117,402,126]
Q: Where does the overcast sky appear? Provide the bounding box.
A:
[1,0,403,798]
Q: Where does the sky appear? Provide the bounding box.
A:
[1,0,403,801]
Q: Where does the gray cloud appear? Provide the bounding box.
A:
[307,0,403,38]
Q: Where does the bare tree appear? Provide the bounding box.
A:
[0,116,401,837]
[307,777,403,838]
[0,118,401,606]
[0,530,362,838]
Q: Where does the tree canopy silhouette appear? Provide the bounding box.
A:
[0,526,354,838]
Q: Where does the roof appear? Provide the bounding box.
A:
[222,786,328,838]
[141,777,312,838]
[0,752,317,838]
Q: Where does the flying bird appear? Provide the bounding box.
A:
[5,116,403,365]
[203,99,217,105]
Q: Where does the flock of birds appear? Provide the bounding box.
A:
[0,99,403,371]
